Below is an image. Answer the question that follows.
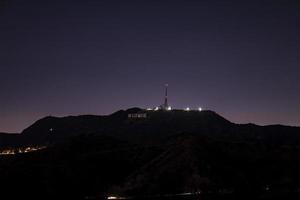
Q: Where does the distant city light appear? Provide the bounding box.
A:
[167,106,172,111]
[107,197,118,200]
[0,146,47,156]
[198,107,202,111]
[154,107,159,111]
[185,107,190,111]
[146,108,152,111]
[107,196,129,200]
[265,185,270,191]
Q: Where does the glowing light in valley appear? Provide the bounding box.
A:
[105,192,203,200]
[185,107,190,111]
[146,108,152,111]
[198,107,202,111]
[107,197,118,200]
[167,106,172,111]
[106,196,128,200]
[0,146,47,156]
[154,107,159,111]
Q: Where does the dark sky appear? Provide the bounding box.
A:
[1,0,300,133]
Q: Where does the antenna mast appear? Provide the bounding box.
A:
[164,84,168,109]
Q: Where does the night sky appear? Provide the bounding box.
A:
[1,0,300,133]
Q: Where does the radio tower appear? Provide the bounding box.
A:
[163,84,169,110]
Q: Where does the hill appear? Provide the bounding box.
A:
[1,108,300,199]
[1,108,300,147]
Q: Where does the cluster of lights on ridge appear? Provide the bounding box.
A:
[146,84,203,112]
[147,107,202,111]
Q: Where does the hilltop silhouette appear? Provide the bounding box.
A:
[0,108,300,199]
[1,108,300,147]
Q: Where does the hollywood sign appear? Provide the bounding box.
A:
[128,113,147,119]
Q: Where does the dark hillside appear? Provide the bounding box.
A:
[1,108,300,199]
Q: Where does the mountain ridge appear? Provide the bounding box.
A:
[1,108,300,199]
[1,108,300,148]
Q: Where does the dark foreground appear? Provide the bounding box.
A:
[88,192,300,200]
[1,109,300,199]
